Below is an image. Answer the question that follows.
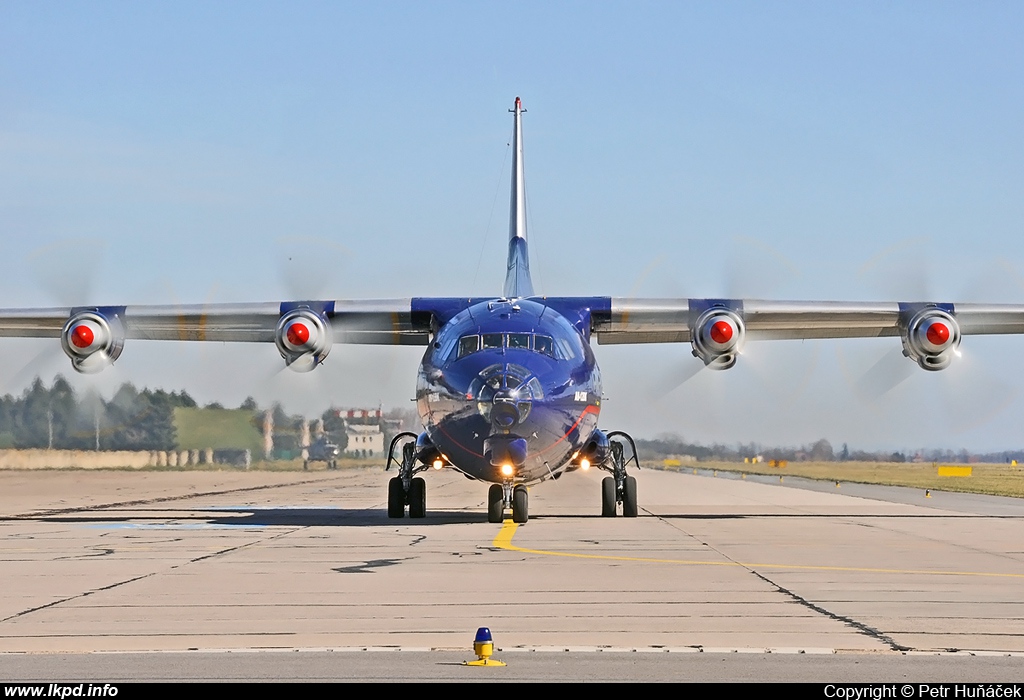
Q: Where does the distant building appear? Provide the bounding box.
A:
[343,409,381,422]
[346,424,383,457]
[342,409,384,458]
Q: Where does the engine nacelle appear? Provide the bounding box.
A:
[61,310,125,374]
[576,428,610,468]
[690,309,745,370]
[415,432,444,467]
[275,308,332,372]
[902,309,960,371]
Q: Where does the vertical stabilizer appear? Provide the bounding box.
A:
[503,96,534,298]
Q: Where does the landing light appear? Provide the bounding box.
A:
[580,458,590,471]
[501,464,514,477]
[433,459,444,470]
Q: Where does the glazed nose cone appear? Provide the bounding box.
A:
[490,391,520,429]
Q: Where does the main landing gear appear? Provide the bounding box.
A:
[600,431,639,517]
[488,480,529,524]
[386,432,428,518]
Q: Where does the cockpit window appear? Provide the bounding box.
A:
[555,336,576,360]
[456,332,563,360]
[507,333,530,350]
[535,335,554,357]
[457,335,480,358]
[437,336,458,362]
[527,377,543,397]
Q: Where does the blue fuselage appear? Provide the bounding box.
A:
[415,298,602,484]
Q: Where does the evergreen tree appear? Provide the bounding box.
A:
[14,379,50,448]
[48,375,77,448]
[321,408,348,452]
[0,394,16,447]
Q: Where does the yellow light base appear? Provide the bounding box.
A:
[464,639,506,666]
[464,657,506,666]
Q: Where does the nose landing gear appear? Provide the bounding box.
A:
[487,480,529,524]
[512,484,529,524]
[600,431,639,517]
[487,484,504,523]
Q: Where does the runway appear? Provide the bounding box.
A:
[1,466,1023,680]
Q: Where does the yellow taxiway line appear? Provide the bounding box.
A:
[491,520,1024,579]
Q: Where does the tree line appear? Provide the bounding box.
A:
[0,377,197,451]
[6,378,1016,463]
[0,377,386,455]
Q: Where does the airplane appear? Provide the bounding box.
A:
[3,96,1024,524]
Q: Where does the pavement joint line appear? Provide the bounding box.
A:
[5,647,1023,656]
[493,511,1019,655]
[746,569,908,652]
[0,475,341,521]
[835,503,1024,569]
[0,524,303,624]
[490,521,1024,579]
[0,569,158,624]
[638,508,911,652]
[6,471,1024,660]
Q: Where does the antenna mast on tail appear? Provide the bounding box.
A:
[503,96,534,298]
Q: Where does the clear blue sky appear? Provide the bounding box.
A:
[2,2,1023,451]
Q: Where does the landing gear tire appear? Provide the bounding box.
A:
[408,477,427,518]
[387,477,405,518]
[303,459,309,471]
[487,484,504,523]
[622,475,638,517]
[328,459,337,470]
[512,485,529,524]
[601,477,617,517]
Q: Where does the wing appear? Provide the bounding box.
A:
[0,299,431,374]
[590,298,1024,371]
[4,293,1024,376]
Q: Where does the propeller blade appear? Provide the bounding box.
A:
[740,338,820,408]
[27,238,107,307]
[724,235,802,299]
[935,350,1018,434]
[856,236,932,302]
[855,346,916,402]
[651,358,706,399]
[275,236,351,301]
[3,345,67,395]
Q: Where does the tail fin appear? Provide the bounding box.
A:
[503,96,534,299]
